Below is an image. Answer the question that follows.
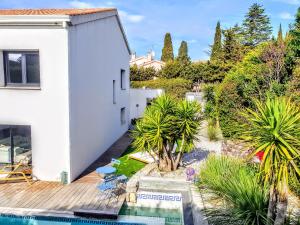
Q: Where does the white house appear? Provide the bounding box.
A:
[129,88,164,121]
[0,8,130,183]
[130,51,165,70]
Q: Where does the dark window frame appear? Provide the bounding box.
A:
[3,51,40,87]
[113,80,116,104]
[121,107,126,125]
[120,69,126,90]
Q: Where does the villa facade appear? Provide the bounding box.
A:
[0,8,130,183]
[130,51,165,70]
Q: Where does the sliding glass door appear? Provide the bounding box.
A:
[0,125,31,165]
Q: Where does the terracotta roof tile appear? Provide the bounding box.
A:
[0,8,116,16]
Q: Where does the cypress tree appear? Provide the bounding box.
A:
[242,3,272,47]
[210,21,222,61]
[290,7,300,58]
[161,33,174,62]
[177,41,190,64]
[277,24,283,43]
[223,28,243,63]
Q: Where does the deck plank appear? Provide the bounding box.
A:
[0,132,131,218]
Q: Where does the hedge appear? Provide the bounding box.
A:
[131,78,192,99]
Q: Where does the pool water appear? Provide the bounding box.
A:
[0,214,143,225]
[119,205,184,225]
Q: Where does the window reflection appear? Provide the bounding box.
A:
[0,125,31,165]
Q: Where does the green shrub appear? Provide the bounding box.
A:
[130,65,158,81]
[159,60,184,79]
[199,155,269,225]
[207,119,218,141]
[131,78,192,99]
[217,44,270,138]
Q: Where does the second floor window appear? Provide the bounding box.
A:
[120,69,126,90]
[4,51,40,86]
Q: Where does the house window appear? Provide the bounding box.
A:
[0,125,31,165]
[120,69,126,90]
[121,107,126,125]
[4,51,40,86]
[113,80,116,104]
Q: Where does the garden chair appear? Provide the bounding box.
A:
[111,158,121,166]
[0,160,32,185]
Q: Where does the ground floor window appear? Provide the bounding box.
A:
[121,107,126,125]
[0,125,31,165]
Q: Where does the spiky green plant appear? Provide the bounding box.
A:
[132,95,202,171]
[241,97,300,224]
[199,155,269,225]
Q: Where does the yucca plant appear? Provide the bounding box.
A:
[199,155,269,225]
[241,97,300,224]
[132,95,202,171]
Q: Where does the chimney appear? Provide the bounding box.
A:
[147,50,155,61]
[131,52,136,60]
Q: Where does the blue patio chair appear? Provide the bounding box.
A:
[97,181,117,191]
[103,174,127,183]
[111,158,121,166]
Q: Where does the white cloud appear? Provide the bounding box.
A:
[68,0,144,23]
[188,39,198,44]
[279,12,294,20]
[69,0,94,8]
[119,10,145,23]
[274,0,300,5]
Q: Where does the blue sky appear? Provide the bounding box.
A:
[0,0,299,60]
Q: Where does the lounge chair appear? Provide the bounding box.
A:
[0,160,32,185]
[97,181,117,191]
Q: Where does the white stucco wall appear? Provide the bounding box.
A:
[0,27,70,181]
[68,15,130,181]
[129,88,164,120]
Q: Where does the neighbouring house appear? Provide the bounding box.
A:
[130,51,165,70]
[129,88,164,121]
[0,8,130,183]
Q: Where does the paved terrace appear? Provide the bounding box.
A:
[0,132,132,219]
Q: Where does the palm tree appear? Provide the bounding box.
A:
[241,97,300,224]
[132,95,202,171]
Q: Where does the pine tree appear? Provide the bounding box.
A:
[210,21,222,61]
[223,28,243,63]
[242,3,272,47]
[277,24,283,43]
[161,33,174,62]
[177,41,190,64]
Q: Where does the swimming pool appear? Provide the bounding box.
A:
[119,205,183,225]
[0,214,144,225]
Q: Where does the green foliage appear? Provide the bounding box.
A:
[217,44,269,137]
[130,65,158,81]
[287,63,300,103]
[199,155,269,225]
[241,97,300,222]
[242,3,272,47]
[161,33,174,62]
[241,97,300,194]
[277,24,283,44]
[177,41,190,64]
[131,78,192,99]
[223,27,244,64]
[132,95,202,171]
[211,21,223,61]
[290,8,300,59]
[207,119,218,141]
[159,60,183,79]
[203,83,218,120]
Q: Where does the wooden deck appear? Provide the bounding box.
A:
[0,132,132,219]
